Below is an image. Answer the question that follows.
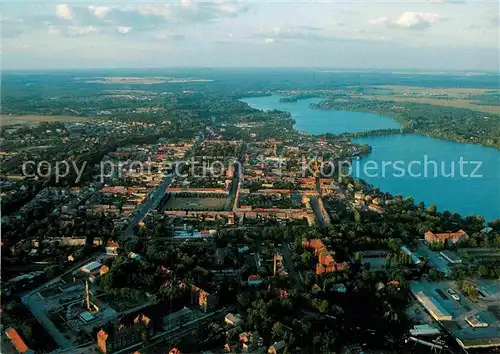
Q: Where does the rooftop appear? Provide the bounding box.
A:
[5,328,29,354]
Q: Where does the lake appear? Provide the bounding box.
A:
[240,95,500,221]
[240,96,401,134]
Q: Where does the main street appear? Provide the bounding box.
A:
[120,173,174,240]
[120,134,204,241]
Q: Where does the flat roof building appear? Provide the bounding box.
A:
[440,250,462,264]
[464,315,488,328]
[4,328,33,354]
[409,324,441,336]
[81,261,102,274]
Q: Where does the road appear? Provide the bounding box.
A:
[310,196,327,228]
[120,135,205,240]
[280,242,303,285]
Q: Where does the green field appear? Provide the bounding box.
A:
[165,196,227,210]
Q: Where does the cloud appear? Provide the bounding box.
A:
[490,14,500,27]
[56,4,73,20]
[395,12,440,29]
[429,0,466,3]
[368,17,388,26]
[5,2,250,39]
[254,26,333,42]
[66,25,99,37]
[88,5,112,19]
[369,12,441,30]
[47,25,99,37]
[116,26,132,35]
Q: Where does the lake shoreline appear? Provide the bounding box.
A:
[240,95,500,221]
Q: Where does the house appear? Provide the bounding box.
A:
[368,204,384,214]
[189,285,218,312]
[424,230,468,245]
[4,327,33,354]
[169,349,182,354]
[100,265,110,276]
[225,313,243,326]
[268,340,286,354]
[105,240,120,256]
[354,192,364,200]
[311,284,322,295]
[239,331,263,352]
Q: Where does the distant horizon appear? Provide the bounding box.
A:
[4,67,499,74]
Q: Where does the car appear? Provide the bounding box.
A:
[447,288,460,301]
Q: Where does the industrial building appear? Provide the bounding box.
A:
[413,291,452,321]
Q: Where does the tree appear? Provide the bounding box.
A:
[312,299,329,314]
[428,204,437,214]
[272,321,284,341]
[44,264,63,277]
[479,265,489,278]
[301,251,312,266]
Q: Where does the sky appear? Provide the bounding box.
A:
[1,0,499,70]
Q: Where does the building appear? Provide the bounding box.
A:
[4,328,33,354]
[268,341,286,354]
[225,313,243,327]
[440,250,462,264]
[100,265,110,276]
[248,275,263,286]
[401,245,422,265]
[105,241,120,256]
[163,307,195,330]
[409,324,441,336]
[368,204,384,214]
[79,311,95,323]
[189,285,218,312]
[414,291,452,321]
[302,239,343,274]
[464,315,488,328]
[239,331,263,352]
[97,314,153,354]
[424,230,468,245]
[81,261,102,275]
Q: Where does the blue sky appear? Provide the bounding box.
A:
[2,0,499,70]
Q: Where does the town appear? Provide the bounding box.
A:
[1,70,500,354]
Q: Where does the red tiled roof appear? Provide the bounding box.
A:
[106,240,119,248]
